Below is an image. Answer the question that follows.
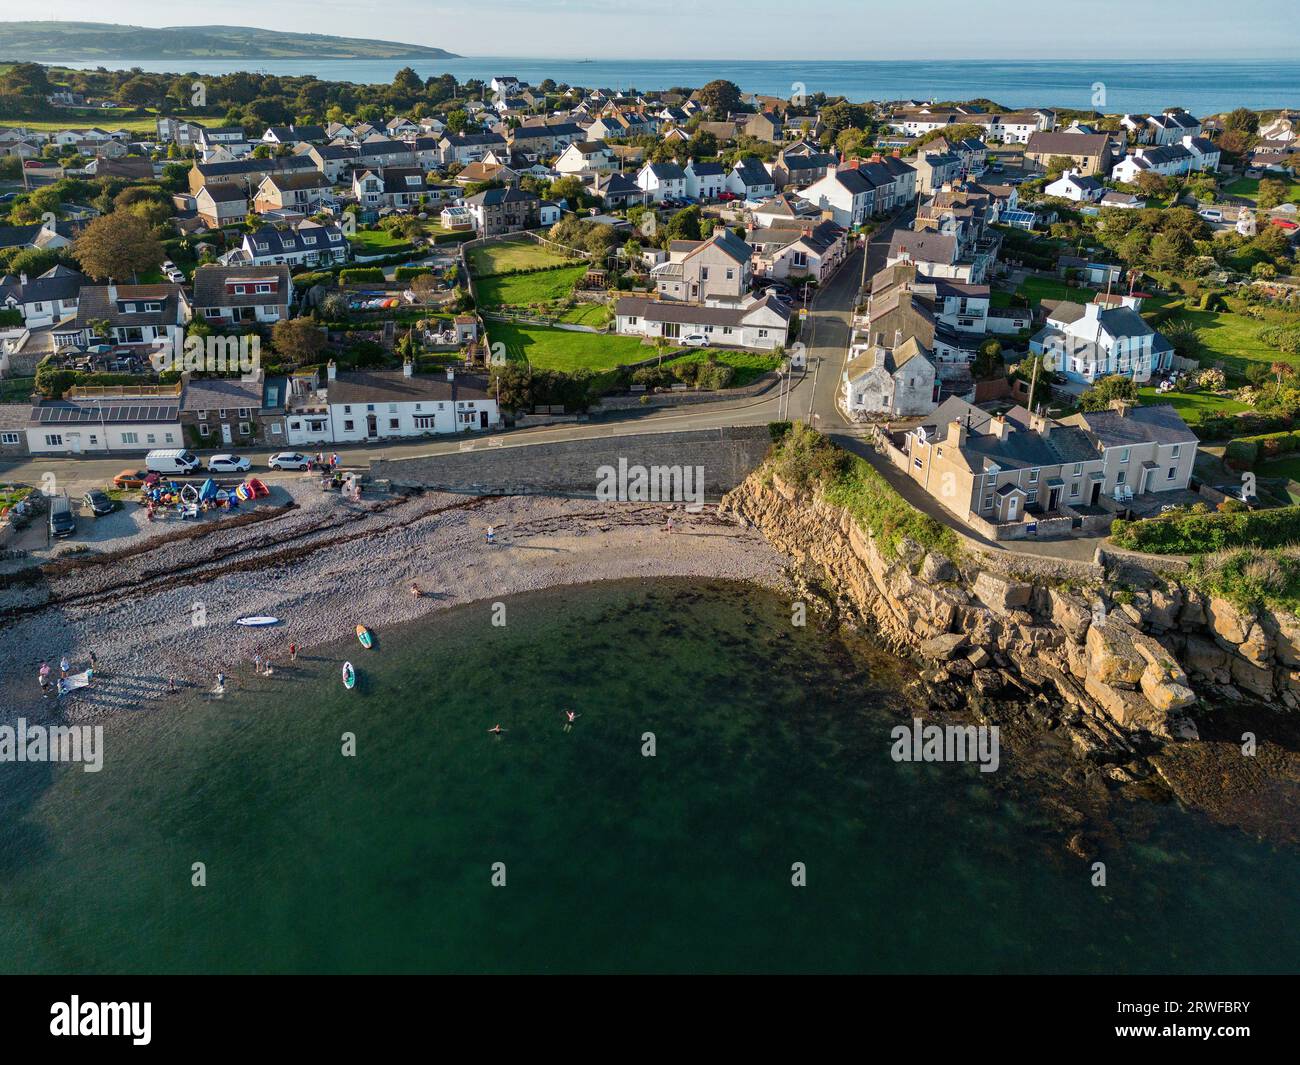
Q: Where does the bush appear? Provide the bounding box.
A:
[1111,504,1300,553]
[339,267,385,283]
[1223,429,1300,469]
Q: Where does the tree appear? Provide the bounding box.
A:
[1257,178,1286,211]
[271,318,326,368]
[445,109,469,134]
[73,211,164,282]
[1080,374,1139,411]
[1135,171,1171,199]
[698,79,741,118]
[1224,107,1259,135]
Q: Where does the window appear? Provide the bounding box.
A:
[238,408,251,418]
[1167,466,1176,479]
[218,409,227,418]
[914,458,923,469]
[343,420,354,432]
[239,423,251,436]
[982,495,993,511]
[0,432,19,445]
[1120,447,1130,463]
[121,432,138,445]
[1029,468,1039,483]
[1072,462,1082,475]
[45,434,62,447]
[199,423,210,437]
[1116,470,1126,485]
[1069,483,1080,498]
[389,418,399,430]
[1171,444,1181,459]
[198,409,208,420]
[414,415,437,429]
[146,434,156,445]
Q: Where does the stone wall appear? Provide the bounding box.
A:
[721,467,1300,766]
[371,425,774,499]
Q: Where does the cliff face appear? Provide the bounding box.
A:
[722,471,1300,764]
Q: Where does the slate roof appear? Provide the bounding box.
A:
[0,264,84,305]
[192,265,292,308]
[1064,404,1198,447]
[327,371,491,405]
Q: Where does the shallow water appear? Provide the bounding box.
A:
[0,579,1296,973]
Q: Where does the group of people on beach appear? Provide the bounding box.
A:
[208,641,300,695]
[38,651,95,699]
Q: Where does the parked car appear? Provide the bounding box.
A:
[112,469,149,489]
[207,454,251,474]
[681,334,709,347]
[267,452,311,471]
[83,490,115,517]
[145,449,201,475]
[48,495,76,538]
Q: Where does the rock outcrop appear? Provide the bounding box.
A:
[722,470,1298,759]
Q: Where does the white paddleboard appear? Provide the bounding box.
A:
[236,616,280,627]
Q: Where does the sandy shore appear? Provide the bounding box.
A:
[0,483,789,723]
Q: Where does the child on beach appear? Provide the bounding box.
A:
[59,655,70,678]
[289,643,298,661]
[486,525,495,544]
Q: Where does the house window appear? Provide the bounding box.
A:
[343,420,354,432]
[389,418,399,429]
[1167,466,1176,479]
[1116,470,1126,485]
[1070,483,1080,498]
[1072,462,1082,475]
[270,423,282,435]
[239,423,251,436]
[0,432,19,445]
[45,434,63,447]
[914,458,923,469]
[238,408,251,418]
[199,423,210,437]
[146,434,156,445]
[122,432,138,444]
[1029,468,1039,483]
[982,495,993,511]
[198,410,208,420]
[1120,447,1130,463]
[1171,444,1181,459]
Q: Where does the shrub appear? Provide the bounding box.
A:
[1110,504,1300,553]
[339,267,385,283]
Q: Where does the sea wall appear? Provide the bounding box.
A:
[721,469,1300,766]
[371,426,773,499]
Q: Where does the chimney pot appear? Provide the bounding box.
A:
[326,358,337,381]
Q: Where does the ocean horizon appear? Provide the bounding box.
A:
[41,56,1300,115]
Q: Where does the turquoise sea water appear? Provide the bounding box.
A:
[44,58,1300,116]
[0,579,1297,974]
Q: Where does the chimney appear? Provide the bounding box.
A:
[18,272,27,285]
[1083,302,1101,321]
[446,367,455,382]
[892,149,902,158]
[989,414,1010,440]
[1110,398,1131,418]
[946,419,967,448]
[403,358,414,378]
[326,359,337,381]
[1029,410,1052,437]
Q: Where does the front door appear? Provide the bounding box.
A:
[1006,495,1019,521]
[1089,481,1101,506]
[1048,486,1060,512]
[68,433,82,455]
[366,414,378,440]
[479,411,488,429]
[221,423,232,445]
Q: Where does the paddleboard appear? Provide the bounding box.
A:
[356,624,373,649]
[342,661,356,689]
[236,616,279,627]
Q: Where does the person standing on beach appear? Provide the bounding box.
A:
[216,672,226,692]
[486,525,495,545]
[253,651,262,674]
[59,654,70,678]
[88,650,97,680]
[289,643,297,662]
[39,660,51,688]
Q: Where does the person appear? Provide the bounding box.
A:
[486,525,495,545]
[289,643,298,662]
[262,660,274,677]
[38,660,51,686]
[563,709,580,733]
[215,672,226,691]
[59,654,70,678]
[410,582,422,598]
[315,451,323,469]
[253,651,262,674]
[487,724,505,735]
[665,516,674,533]
[167,676,177,694]
[331,452,340,470]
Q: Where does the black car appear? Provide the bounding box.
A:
[84,490,115,517]
[49,496,76,538]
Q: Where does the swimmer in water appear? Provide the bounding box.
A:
[487,724,505,735]
[562,709,580,733]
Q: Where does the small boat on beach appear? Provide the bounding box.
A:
[342,661,356,689]
[356,624,373,649]
[236,616,279,627]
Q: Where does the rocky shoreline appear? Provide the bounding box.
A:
[721,468,1300,841]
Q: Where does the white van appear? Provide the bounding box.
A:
[145,449,201,475]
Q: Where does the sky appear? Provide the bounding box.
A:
[12,1,1300,60]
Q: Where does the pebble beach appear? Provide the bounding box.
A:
[0,483,789,723]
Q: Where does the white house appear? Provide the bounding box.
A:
[842,337,938,417]
[1030,301,1175,385]
[636,162,688,202]
[0,265,83,327]
[613,293,790,350]
[1111,136,1220,183]
[726,156,777,201]
[1045,169,1105,202]
[554,141,614,175]
[27,391,184,455]
[684,160,726,200]
[1147,109,1202,145]
[797,168,876,227]
[326,362,501,441]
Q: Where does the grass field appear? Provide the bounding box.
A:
[348,229,415,257]
[1017,276,1080,307]
[467,237,581,277]
[486,321,645,373]
[670,348,781,387]
[1148,296,1300,378]
[475,265,587,308]
[0,113,208,133]
[1137,386,1251,425]
[1222,176,1300,206]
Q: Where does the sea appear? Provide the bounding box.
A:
[43,57,1300,116]
[0,578,1297,974]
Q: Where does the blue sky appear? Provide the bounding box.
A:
[18,1,1300,60]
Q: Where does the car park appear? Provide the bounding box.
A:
[83,490,115,517]
[267,452,311,471]
[207,454,252,473]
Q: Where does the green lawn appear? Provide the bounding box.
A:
[0,112,208,133]
[1149,299,1300,379]
[0,376,35,403]
[1138,386,1251,425]
[486,321,645,373]
[556,302,610,327]
[1222,176,1300,206]
[670,348,781,386]
[1017,276,1080,307]
[475,265,587,308]
[349,229,415,257]
[468,237,581,277]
